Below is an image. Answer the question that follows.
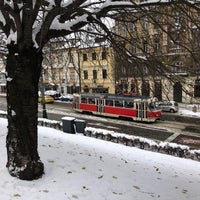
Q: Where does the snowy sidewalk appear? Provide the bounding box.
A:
[0,118,200,200]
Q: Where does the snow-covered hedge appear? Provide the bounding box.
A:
[0,112,199,162]
[85,127,200,162]
[38,118,62,130]
[0,111,7,118]
[37,118,200,162]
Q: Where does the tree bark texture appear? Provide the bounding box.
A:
[6,44,44,180]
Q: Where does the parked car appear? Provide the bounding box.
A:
[59,94,74,102]
[38,95,54,103]
[156,100,179,113]
[45,90,61,100]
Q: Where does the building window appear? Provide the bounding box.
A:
[133,66,138,76]
[174,40,181,51]
[131,23,136,32]
[131,42,136,53]
[83,85,89,93]
[174,61,183,73]
[83,54,87,61]
[0,73,6,82]
[154,38,160,53]
[120,80,128,93]
[143,65,148,75]
[92,52,96,60]
[102,69,107,79]
[155,64,162,75]
[154,80,162,101]
[93,70,97,80]
[174,11,181,30]
[142,80,150,97]
[153,14,160,29]
[122,66,127,75]
[130,79,136,93]
[194,79,200,97]
[119,22,126,35]
[141,17,148,30]
[70,72,75,80]
[142,40,148,53]
[102,51,107,60]
[83,70,88,79]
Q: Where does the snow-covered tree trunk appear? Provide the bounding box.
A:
[6,44,44,180]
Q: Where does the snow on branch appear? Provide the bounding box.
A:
[4,0,14,9]
[0,0,199,48]
[0,11,6,26]
[50,14,89,31]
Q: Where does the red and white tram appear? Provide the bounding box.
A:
[72,93,161,122]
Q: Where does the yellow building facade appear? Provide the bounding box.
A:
[79,46,115,94]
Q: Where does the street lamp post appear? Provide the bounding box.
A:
[40,71,48,119]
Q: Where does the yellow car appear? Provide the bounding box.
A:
[38,95,54,103]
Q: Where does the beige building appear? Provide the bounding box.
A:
[114,1,200,103]
[42,40,116,95]
[41,1,200,103]
[42,40,80,94]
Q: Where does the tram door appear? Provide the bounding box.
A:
[96,98,104,113]
[74,95,80,109]
[136,101,147,120]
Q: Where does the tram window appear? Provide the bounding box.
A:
[125,101,133,108]
[81,98,87,103]
[89,98,95,104]
[149,103,155,109]
[115,101,123,107]
[106,100,113,106]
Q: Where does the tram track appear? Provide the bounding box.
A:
[39,105,179,141]
[1,96,200,149]
[40,102,200,149]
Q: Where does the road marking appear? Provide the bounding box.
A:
[164,133,180,142]
[87,122,120,130]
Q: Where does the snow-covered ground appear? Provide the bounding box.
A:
[178,103,200,118]
[0,118,200,200]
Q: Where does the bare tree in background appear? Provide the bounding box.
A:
[42,37,79,94]
[112,1,200,101]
